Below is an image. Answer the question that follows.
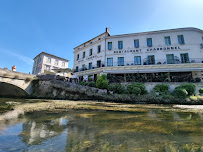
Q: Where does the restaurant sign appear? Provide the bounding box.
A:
[114,46,181,54]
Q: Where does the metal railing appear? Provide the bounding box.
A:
[73,58,203,73]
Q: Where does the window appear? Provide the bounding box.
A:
[45,65,50,71]
[62,62,65,67]
[118,57,124,66]
[108,42,112,50]
[165,36,171,46]
[82,64,86,70]
[147,55,155,65]
[83,51,85,58]
[166,54,175,64]
[89,62,92,69]
[98,45,101,53]
[107,58,113,67]
[118,41,123,49]
[46,57,51,63]
[77,54,79,60]
[178,35,185,44]
[134,56,141,65]
[89,49,93,56]
[180,53,189,63]
[55,60,59,65]
[76,66,78,72]
[97,60,101,67]
[134,39,139,48]
[147,38,153,47]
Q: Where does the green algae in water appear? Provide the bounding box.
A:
[0,107,203,152]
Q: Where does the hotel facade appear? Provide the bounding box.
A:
[72,27,203,82]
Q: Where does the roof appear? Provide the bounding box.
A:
[107,27,203,38]
[74,28,110,49]
[33,52,69,62]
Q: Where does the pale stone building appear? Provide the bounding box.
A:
[32,52,69,76]
[72,27,203,82]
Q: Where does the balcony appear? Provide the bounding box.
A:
[73,58,203,74]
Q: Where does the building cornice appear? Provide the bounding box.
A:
[106,27,203,39]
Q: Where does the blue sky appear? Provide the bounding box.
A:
[0,0,203,73]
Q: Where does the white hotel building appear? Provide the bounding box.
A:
[73,27,203,82]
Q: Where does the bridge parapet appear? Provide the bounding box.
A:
[0,68,35,80]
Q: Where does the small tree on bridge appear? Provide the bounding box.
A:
[96,74,108,89]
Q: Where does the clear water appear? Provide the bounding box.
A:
[0,106,203,152]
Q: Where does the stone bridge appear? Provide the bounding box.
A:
[0,68,35,97]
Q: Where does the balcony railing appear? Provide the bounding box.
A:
[73,58,203,73]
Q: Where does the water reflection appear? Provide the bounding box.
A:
[0,108,203,151]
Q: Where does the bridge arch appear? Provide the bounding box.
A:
[0,82,29,97]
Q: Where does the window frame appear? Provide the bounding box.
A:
[178,35,185,45]
[108,42,112,50]
[164,36,171,46]
[89,62,92,69]
[118,57,124,66]
[107,58,113,67]
[134,56,141,65]
[118,41,123,49]
[97,45,101,53]
[134,39,139,48]
[89,49,93,56]
[147,38,153,47]
[83,51,85,58]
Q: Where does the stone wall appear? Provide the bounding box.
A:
[31,80,107,99]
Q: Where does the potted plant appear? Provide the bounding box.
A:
[199,88,203,96]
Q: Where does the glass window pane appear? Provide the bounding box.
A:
[134,39,139,48]
[181,53,189,63]
[108,42,112,50]
[134,56,141,65]
[107,58,113,67]
[147,55,155,65]
[89,63,92,69]
[165,36,171,46]
[147,38,152,47]
[118,41,123,49]
[166,54,174,64]
[118,57,124,66]
[178,35,185,44]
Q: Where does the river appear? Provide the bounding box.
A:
[0,100,203,151]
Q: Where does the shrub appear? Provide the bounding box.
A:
[176,84,196,96]
[108,84,125,94]
[96,74,108,89]
[153,84,169,94]
[174,88,188,98]
[80,81,86,86]
[199,88,203,94]
[127,83,147,95]
[87,81,96,87]
[131,87,141,95]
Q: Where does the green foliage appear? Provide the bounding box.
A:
[174,88,188,98]
[80,81,86,86]
[96,74,108,89]
[126,83,147,95]
[154,84,169,93]
[199,88,203,94]
[131,87,141,95]
[175,84,196,96]
[108,84,125,94]
[87,81,96,87]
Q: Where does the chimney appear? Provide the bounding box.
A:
[106,27,110,34]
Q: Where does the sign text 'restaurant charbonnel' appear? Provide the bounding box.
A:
[114,46,181,54]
